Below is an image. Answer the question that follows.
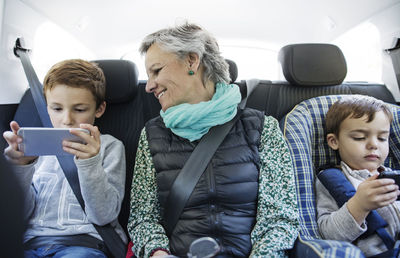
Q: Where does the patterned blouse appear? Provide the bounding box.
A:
[127,116,299,258]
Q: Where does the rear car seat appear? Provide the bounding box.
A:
[238,43,398,257]
[92,59,160,233]
[275,44,397,257]
[244,44,396,122]
[282,95,400,257]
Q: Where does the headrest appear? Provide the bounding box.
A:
[93,59,139,104]
[278,44,347,87]
[225,59,238,83]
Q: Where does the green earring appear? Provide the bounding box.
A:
[188,70,194,75]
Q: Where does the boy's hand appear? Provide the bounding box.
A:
[347,173,399,225]
[3,121,38,165]
[62,124,101,160]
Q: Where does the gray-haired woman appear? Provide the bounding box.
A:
[127,22,299,258]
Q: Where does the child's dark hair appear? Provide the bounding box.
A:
[326,95,393,136]
[43,59,105,108]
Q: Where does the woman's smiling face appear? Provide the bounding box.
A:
[144,43,210,111]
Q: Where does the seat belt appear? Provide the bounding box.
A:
[164,109,243,236]
[239,79,260,109]
[14,38,126,258]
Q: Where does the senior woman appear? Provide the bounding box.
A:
[127,23,299,258]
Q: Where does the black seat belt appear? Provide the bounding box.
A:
[14,38,126,258]
[164,109,242,236]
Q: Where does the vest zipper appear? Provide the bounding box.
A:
[207,162,220,236]
[208,163,216,198]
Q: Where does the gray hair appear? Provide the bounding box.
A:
[139,22,230,85]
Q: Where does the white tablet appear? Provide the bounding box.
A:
[17,127,89,156]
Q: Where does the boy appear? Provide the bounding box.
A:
[3,59,127,257]
[316,95,400,256]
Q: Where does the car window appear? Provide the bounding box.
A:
[31,21,95,82]
[333,21,382,82]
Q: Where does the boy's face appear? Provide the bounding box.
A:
[327,110,391,173]
[45,84,105,128]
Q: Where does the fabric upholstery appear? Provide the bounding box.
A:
[245,81,396,122]
[0,104,18,151]
[282,94,400,257]
[95,59,139,104]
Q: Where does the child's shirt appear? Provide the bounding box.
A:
[12,134,127,244]
[316,161,400,256]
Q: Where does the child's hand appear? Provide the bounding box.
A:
[347,173,399,224]
[3,121,38,165]
[62,124,101,160]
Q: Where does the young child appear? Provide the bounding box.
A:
[316,95,400,256]
[3,59,127,257]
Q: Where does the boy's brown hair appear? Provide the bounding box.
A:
[43,59,106,108]
[326,95,393,136]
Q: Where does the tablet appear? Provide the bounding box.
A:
[17,127,89,156]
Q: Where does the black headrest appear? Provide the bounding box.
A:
[278,44,347,87]
[93,60,139,104]
[225,59,238,83]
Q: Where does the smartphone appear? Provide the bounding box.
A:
[17,127,89,156]
[378,170,400,200]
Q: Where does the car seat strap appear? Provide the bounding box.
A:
[318,168,395,250]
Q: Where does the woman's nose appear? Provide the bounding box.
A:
[145,79,156,93]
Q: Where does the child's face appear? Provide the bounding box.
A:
[327,110,391,173]
[45,84,105,128]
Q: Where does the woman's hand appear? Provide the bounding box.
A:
[3,121,37,165]
[62,123,101,159]
[347,173,399,225]
[151,250,170,257]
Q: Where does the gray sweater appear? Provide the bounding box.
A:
[13,134,127,243]
[316,162,400,256]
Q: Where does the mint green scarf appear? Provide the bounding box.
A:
[160,82,241,142]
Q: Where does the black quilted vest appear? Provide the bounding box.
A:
[145,108,264,257]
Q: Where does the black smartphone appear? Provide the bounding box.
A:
[378,170,400,200]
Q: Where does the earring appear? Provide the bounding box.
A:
[188,70,194,75]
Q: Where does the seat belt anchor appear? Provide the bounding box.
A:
[14,37,31,58]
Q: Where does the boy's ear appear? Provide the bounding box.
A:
[327,133,339,150]
[95,101,106,118]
